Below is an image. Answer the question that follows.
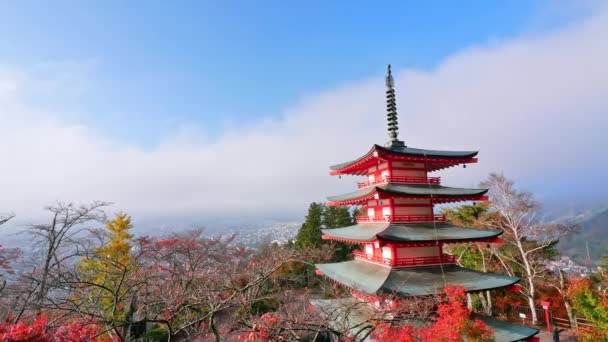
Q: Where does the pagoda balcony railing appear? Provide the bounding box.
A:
[356,214,446,223]
[353,251,456,267]
[357,176,440,188]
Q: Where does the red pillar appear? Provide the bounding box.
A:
[541,301,551,333]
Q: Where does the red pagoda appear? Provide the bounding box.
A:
[312,65,539,341]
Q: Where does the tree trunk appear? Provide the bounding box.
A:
[526,288,538,324]
[559,270,577,329]
[564,298,577,330]
[485,290,493,315]
[210,313,220,342]
[517,239,538,324]
[477,291,492,316]
[37,246,54,307]
[476,246,493,316]
[478,293,489,314]
[466,293,473,310]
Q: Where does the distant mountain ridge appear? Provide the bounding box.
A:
[558,208,608,265]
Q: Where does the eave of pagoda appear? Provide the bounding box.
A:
[315,261,521,297]
[328,195,488,206]
[310,297,539,342]
[329,144,478,176]
[326,185,488,207]
[321,235,504,246]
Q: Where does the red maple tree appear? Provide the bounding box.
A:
[371,285,494,342]
[0,315,115,342]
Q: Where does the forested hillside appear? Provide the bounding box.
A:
[559,208,608,265]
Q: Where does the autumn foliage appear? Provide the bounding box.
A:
[566,278,608,341]
[0,315,114,342]
[371,285,494,342]
[78,213,135,321]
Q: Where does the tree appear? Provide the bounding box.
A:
[443,203,499,315]
[481,174,570,324]
[78,213,135,326]
[370,285,494,342]
[0,214,19,296]
[134,229,328,341]
[26,212,142,341]
[418,285,494,342]
[12,202,109,321]
[0,315,115,342]
[599,253,608,293]
[567,278,608,341]
[323,206,354,229]
[323,206,356,261]
[295,203,356,263]
[295,203,325,249]
[0,213,14,226]
[543,269,578,330]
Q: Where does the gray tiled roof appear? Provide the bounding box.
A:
[327,183,488,203]
[310,298,539,342]
[316,260,519,296]
[474,314,540,341]
[322,223,502,242]
[330,144,478,171]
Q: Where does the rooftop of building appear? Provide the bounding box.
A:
[327,183,488,204]
[329,143,479,174]
[310,297,539,342]
[321,222,502,243]
[316,260,519,297]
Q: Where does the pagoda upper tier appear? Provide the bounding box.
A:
[330,143,478,176]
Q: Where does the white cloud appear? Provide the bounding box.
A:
[1,8,607,229]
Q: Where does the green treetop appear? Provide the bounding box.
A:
[295,203,325,249]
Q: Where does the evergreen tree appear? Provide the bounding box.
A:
[295,203,325,248]
[323,206,354,229]
[324,206,356,261]
[295,203,357,261]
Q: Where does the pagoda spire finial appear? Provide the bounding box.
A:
[385,64,403,147]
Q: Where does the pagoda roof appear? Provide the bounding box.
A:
[330,144,478,175]
[310,298,539,342]
[322,223,502,243]
[327,183,488,205]
[316,260,519,297]
[473,314,540,342]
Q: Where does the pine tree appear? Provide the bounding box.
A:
[295,203,357,261]
[295,203,325,248]
[323,206,354,229]
[323,206,356,261]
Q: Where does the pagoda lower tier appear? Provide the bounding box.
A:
[321,222,503,244]
[327,183,488,207]
[310,297,539,342]
[316,260,519,297]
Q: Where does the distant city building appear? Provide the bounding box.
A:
[546,256,594,277]
[311,65,539,341]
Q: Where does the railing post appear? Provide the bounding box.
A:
[541,301,551,333]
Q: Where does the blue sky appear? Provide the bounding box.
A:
[0,1,593,145]
[0,1,606,226]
